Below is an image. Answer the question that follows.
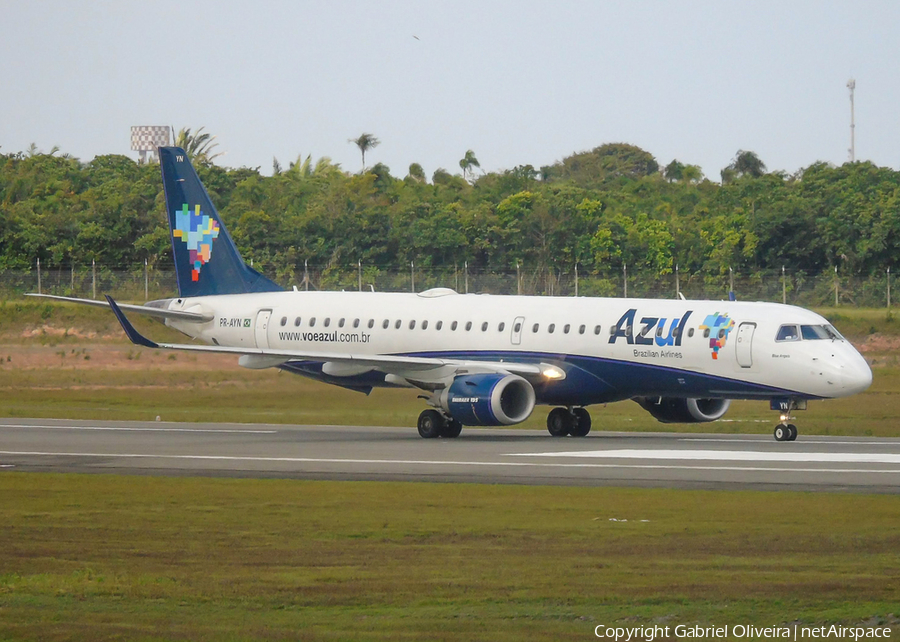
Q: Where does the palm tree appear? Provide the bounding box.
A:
[407,163,426,182]
[459,149,480,182]
[175,127,223,165]
[726,150,766,179]
[349,133,379,171]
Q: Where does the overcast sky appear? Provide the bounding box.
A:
[2,1,898,179]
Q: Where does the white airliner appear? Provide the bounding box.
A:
[32,147,873,441]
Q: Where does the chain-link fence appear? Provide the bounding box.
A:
[1,263,893,308]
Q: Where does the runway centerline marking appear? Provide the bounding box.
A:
[510,449,900,464]
[1,451,900,475]
[0,424,277,434]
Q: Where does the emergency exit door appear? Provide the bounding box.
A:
[255,310,272,349]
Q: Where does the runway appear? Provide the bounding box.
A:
[1,418,900,492]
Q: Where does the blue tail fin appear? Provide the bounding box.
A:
[159,147,283,297]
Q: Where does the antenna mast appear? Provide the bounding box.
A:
[847,79,856,162]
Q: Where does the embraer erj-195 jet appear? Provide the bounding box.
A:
[32,147,872,441]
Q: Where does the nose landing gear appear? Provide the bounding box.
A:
[770,398,806,441]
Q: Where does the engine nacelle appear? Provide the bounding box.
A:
[439,373,536,426]
[635,397,731,424]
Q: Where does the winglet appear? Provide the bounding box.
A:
[105,296,159,348]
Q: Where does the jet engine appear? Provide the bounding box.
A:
[438,373,536,426]
[635,397,731,424]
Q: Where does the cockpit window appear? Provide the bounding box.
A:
[824,325,845,341]
[775,324,799,342]
[801,324,836,340]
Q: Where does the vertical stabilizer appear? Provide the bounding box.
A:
[159,147,283,297]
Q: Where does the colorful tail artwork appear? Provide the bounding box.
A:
[159,147,283,297]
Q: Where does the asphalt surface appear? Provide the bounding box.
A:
[1,418,899,492]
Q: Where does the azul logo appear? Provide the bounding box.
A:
[173,204,220,282]
[609,309,692,347]
[699,312,735,359]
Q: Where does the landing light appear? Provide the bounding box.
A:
[543,367,564,380]
[779,414,789,422]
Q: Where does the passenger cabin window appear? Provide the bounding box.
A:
[294,317,301,327]
[514,322,521,332]
[688,328,694,338]
[395,320,402,329]
[436,321,443,330]
[703,328,710,338]
[498,322,505,332]
[368,319,374,329]
[280,316,287,326]
[310,317,316,327]
[579,325,586,335]
[548,323,555,334]
[776,324,800,342]
[339,318,345,328]
[324,318,331,327]
[563,324,570,334]
[481,322,488,332]
[594,325,601,335]
[532,323,540,333]
[451,321,458,331]
[465,322,472,331]
[656,325,663,337]
[409,320,416,330]
[353,319,360,328]
[382,319,389,329]
[422,320,428,330]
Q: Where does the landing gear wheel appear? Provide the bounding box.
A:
[547,408,571,437]
[774,423,789,442]
[441,419,463,439]
[569,408,592,437]
[787,424,798,441]
[417,409,445,439]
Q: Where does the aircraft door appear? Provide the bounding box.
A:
[735,322,756,368]
[511,316,525,345]
[255,310,272,349]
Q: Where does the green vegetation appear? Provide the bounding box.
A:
[2,143,899,305]
[0,474,897,640]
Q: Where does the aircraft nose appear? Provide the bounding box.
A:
[841,352,873,395]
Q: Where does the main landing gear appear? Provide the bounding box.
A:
[546,407,591,437]
[417,409,463,439]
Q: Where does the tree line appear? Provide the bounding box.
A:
[0,141,897,287]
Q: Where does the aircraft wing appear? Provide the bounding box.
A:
[105,296,559,382]
[26,293,212,323]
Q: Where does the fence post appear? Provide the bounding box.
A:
[37,258,42,295]
[464,261,468,294]
[304,260,309,292]
[834,266,839,307]
[410,261,415,293]
[729,266,734,300]
[516,262,521,296]
[358,260,362,292]
[144,259,149,301]
[574,263,578,297]
[91,259,96,299]
[782,266,786,305]
[888,267,892,309]
[675,264,680,299]
[623,263,627,298]
[70,263,74,294]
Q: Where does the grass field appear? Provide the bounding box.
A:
[1,475,899,641]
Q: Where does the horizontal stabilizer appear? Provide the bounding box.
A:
[25,293,212,323]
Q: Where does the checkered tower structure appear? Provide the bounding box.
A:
[130,126,171,163]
